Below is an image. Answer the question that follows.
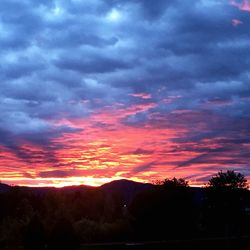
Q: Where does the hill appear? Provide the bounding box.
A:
[101,179,154,204]
[0,179,154,203]
[0,183,11,192]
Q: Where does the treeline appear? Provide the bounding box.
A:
[0,170,250,249]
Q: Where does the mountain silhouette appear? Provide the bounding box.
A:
[0,183,11,192]
[0,179,154,203]
[101,179,154,203]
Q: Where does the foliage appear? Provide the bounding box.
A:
[156,177,189,188]
[208,170,248,189]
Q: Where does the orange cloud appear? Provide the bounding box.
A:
[0,104,249,187]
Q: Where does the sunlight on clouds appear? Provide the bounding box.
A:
[42,3,64,20]
[106,9,122,22]
[53,5,63,16]
[2,100,248,188]
[230,0,250,11]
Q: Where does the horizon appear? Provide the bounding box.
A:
[0,177,205,188]
[0,0,250,187]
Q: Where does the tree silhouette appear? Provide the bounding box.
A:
[159,177,189,188]
[208,170,248,189]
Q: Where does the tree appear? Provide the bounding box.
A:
[208,170,248,189]
[158,177,189,188]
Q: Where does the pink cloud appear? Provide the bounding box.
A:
[129,93,152,99]
[232,18,243,27]
[230,0,250,11]
[1,105,249,187]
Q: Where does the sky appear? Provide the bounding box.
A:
[0,0,250,187]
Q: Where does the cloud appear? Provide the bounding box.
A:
[0,0,250,186]
[55,54,132,74]
[232,18,243,26]
[131,148,155,155]
[230,0,250,12]
[131,162,155,174]
[39,170,74,178]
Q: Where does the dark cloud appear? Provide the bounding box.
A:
[55,54,132,73]
[39,170,73,178]
[132,148,155,155]
[132,162,155,174]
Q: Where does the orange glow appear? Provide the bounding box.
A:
[0,103,248,187]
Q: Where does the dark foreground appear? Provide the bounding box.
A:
[1,179,250,249]
[79,236,250,250]
[3,237,250,250]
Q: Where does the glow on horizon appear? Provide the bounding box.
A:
[0,102,249,188]
[1,176,207,188]
[1,176,149,187]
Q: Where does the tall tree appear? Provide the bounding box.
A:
[208,170,248,189]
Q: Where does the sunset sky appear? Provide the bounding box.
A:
[0,0,250,187]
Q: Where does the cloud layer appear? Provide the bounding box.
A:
[0,0,250,186]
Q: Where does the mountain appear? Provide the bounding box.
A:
[0,183,11,192]
[101,179,154,204]
[0,179,155,203]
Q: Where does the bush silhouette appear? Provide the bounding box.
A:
[161,177,189,188]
